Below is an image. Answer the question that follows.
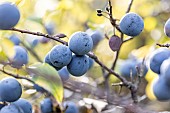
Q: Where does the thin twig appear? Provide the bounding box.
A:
[10,28,67,45]
[87,53,139,103]
[108,0,121,33]
[1,67,35,84]
[123,37,134,43]
[87,52,125,82]
[105,34,110,40]
[156,43,170,48]
[126,0,134,13]
[102,67,112,103]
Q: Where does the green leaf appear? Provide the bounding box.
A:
[27,62,63,103]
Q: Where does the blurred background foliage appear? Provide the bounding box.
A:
[0,0,170,112]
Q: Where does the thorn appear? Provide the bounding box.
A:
[106,7,110,12]
[105,34,109,40]
[54,33,67,38]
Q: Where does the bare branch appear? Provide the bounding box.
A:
[108,0,122,33]
[10,28,67,45]
[126,0,134,13]
[156,43,170,48]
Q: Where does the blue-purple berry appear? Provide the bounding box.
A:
[119,12,144,36]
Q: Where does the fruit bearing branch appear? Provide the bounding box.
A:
[9,0,138,103]
[10,26,138,103]
[98,0,137,103]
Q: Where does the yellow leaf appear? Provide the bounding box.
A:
[0,47,8,63]
[14,0,23,5]
[145,69,159,100]
[144,17,157,31]
[0,38,15,59]
[145,75,159,101]
[131,45,152,58]
[145,69,158,82]
[56,0,74,10]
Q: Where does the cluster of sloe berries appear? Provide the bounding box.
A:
[149,48,170,101]
[144,17,170,101]
[44,31,94,80]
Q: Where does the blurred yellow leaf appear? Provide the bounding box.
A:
[0,0,17,3]
[56,0,74,10]
[145,69,158,82]
[24,19,44,32]
[145,76,159,101]
[18,0,35,21]
[131,45,152,58]
[14,0,23,5]
[119,37,138,59]
[0,38,15,59]
[95,39,115,67]
[144,17,157,31]
[137,2,157,17]
[43,10,61,25]
[145,81,157,101]
[0,47,8,63]
[145,69,158,100]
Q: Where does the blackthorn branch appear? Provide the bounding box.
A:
[10,26,139,103]
[8,0,139,104]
